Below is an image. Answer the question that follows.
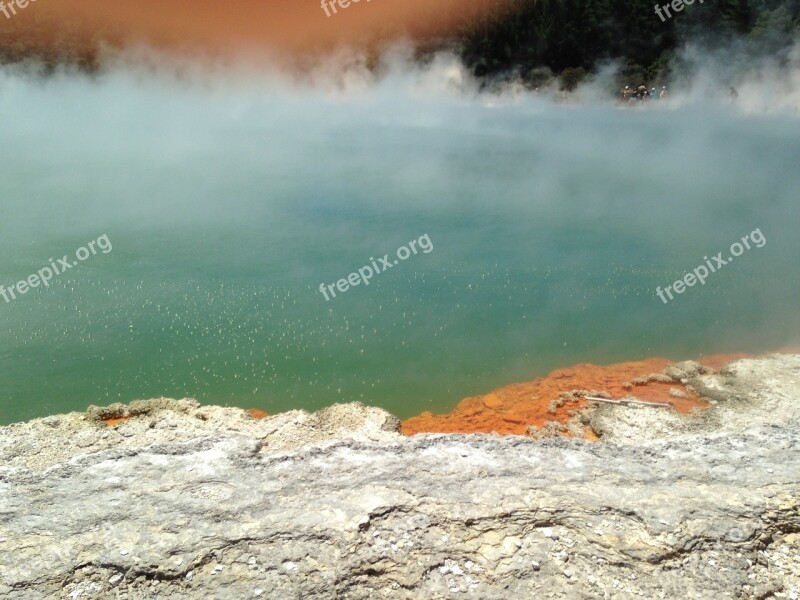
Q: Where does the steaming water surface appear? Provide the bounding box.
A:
[1,64,799,424]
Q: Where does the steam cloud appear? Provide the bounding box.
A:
[0,41,798,423]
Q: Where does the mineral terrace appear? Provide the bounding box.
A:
[0,354,798,599]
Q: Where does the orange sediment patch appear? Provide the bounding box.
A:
[246,408,269,420]
[401,353,759,437]
[103,416,130,427]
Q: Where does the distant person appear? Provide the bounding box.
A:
[660,86,668,99]
[651,87,658,99]
[730,86,739,100]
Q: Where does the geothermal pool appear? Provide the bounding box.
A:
[1,62,799,424]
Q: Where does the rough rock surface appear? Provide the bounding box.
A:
[590,354,800,442]
[0,355,798,599]
[0,400,403,472]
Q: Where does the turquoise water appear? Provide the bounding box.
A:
[1,67,799,424]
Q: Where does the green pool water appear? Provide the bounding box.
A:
[1,69,798,424]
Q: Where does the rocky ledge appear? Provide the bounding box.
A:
[0,354,798,599]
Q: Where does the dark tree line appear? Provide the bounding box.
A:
[1,0,797,89]
[457,0,800,89]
